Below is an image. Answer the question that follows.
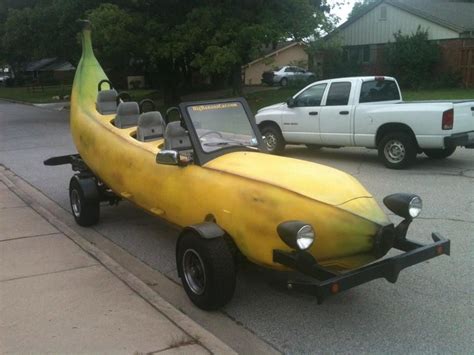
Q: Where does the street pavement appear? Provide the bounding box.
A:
[0,100,473,353]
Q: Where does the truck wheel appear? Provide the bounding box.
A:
[177,231,236,310]
[378,132,417,169]
[280,78,288,87]
[424,146,456,159]
[69,176,100,226]
[260,124,285,154]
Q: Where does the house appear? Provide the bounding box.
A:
[331,0,474,86]
[23,57,75,84]
[242,42,322,85]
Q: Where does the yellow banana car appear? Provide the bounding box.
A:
[45,22,450,310]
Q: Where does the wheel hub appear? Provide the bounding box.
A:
[384,140,406,163]
[70,189,81,217]
[265,133,277,151]
[182,249,206,295]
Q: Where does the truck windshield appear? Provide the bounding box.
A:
[359,80,400,103]
[186,102,258,153]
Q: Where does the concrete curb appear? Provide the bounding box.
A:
[0,165,237,355]
[0,98,70,110]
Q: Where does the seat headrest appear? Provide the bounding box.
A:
[164,121,192,150]
[138,111,165,128]
[96,89,118,115]
[114,102,140,128]
[136,111,165,141]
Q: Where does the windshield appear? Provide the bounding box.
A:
[186,102,259,153]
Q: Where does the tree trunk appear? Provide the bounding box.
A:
[231,63,243,95]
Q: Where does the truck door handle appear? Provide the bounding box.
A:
[309,111,318,116]
[339,111,349,115]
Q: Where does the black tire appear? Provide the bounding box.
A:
[424,146,456,159]
[260,124,285,155]
[306,144,322,151]
[177,232,236,310]
[280,78,288,87]
[69,177,100,226]
[378,132,417,169]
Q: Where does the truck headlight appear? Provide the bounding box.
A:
[383,193,423,220]
[277,221,315,251]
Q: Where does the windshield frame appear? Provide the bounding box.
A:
[179,98,265,166]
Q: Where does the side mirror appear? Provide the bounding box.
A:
[156,150,179,165]
[287,97,296,108]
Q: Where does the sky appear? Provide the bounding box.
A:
[327,0,358,24]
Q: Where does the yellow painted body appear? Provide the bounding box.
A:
[71,29,391,271]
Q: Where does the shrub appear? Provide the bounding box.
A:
[386,27,440,89]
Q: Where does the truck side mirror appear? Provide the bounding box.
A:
[287,98,296,108]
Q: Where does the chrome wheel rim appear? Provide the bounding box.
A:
[384,139,405,163]
[265,133,277,151]
[182,249,206,295]
[70,189,81,217]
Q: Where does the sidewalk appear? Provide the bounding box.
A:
[0,169,235,354]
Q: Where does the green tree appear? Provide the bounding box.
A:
[386,27,440,88]
[348,0,376,19]
[87,4,142,72]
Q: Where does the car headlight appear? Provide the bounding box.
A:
[408,195,422,218]
[383,193,423,220]
[277,221,315,251]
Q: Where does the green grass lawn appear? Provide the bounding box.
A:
[1,83,473,113]
[402,88,474,101]
[0,85,158,104]
[245,87,474,113]
[0,85,73,103]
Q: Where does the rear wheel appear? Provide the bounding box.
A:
[69,177,100,226]
[177,232,236,310]
[260,124,285,155]
[280,78,288,87]
[378,132,417,169]
[424,146,456,159]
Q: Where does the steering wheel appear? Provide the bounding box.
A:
[199,131,224,139]
[116,92,131,104]
[139,99,156,113]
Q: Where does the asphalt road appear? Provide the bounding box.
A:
[1,100,473,353]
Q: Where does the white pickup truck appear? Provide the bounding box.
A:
[255,76,474,168]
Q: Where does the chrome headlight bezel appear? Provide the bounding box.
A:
[277,221,315,251]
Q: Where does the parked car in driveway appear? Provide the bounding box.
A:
[262,66,316,87]
[256,76,474,168]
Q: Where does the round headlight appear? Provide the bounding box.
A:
[296,225,315,250]
[408,196,422,218]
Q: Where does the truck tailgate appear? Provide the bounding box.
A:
[453,101,474,134]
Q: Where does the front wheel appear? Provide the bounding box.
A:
[424,146,456,159]
[260,124,285,154]
[69,177,100,226]
[378,132,417,169]
[177,232,236,310]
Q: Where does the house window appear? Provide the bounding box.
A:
[380,6,387,20]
